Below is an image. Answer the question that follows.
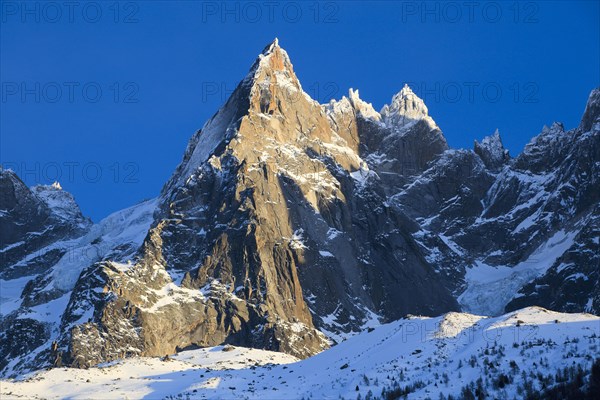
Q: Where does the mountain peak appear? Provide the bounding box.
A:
[0,167,32,201]
[474,129,510,170]
[348,88,380,120]
[580,87,600,132]
[32,183,88,224]
[380,84,431,129]
[399,83,415,97]
[243,39,304,113]
[539,122,565,136]
[165,39,309,189]
[262,37,280,54]
[248,38,295,78]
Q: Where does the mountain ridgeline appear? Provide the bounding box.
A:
[1,39,598,376]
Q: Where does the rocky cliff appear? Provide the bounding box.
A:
[1,40,598,377]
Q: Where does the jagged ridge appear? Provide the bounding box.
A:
[0,40,598,377]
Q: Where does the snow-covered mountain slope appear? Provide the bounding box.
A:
[40,37,459,373]
[31,182,91,225]
[0,191,158,377]
[0,170,91,275]
[1,39,598,378]
[391,88,600,316]
[1,307,598,399]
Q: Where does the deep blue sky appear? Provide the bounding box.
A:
[1,1,599,221]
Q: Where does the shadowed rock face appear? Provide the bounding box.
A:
[474,130,510,171]
[0,170,91,373]
[0,171,90,274]
[503,98,600,314]
[1,40,598,377]
[580,88,600,132]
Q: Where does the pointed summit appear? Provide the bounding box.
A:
[348,88,380,120]
[580,87,600,132]
[166,39,318,189]
[381,84,432,129]
[262,37,279,54]
[474,129,510,171]
[398,83,415,96]
[248,38,295,79]
[242,38,307,117]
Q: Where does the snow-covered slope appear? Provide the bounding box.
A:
[1,307,598,399]
[392,88,600,317]
[31,182,90,227]
[0,197,158,376]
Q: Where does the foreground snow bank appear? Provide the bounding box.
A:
[1,307,598,399]
[0,346,298,399]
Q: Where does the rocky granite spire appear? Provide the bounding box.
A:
[1,42,598,378]
[245,38,304,113]
[347,88,381,121]
[474,129,510,171]
[580,88,600,132]
[381,84,434,129]
[51,40,458,369]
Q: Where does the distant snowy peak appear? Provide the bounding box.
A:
[327,84,439,133]
[32,183,89,225]
[474,129,510,171]
[542,121,566,135]
[381,84,435,130]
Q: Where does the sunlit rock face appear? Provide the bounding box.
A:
[1,40,598,377]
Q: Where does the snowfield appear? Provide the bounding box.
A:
[458,228,580,316]
[0,346,298,399]
[1,307,598,399]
